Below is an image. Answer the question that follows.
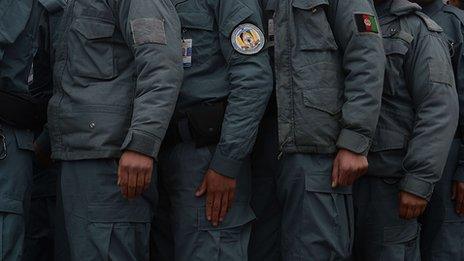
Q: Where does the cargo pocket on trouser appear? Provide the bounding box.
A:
[303,171,353,261]
[380,223,420,261]
[192,205,255,261]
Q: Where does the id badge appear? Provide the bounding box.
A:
[182,39,193,68]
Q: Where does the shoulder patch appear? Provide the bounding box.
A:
[354,13,379,34]
[231,23,265,55]
[415,11,443,32]
[130,18,166,46]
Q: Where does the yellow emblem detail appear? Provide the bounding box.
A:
[231,23,265,55]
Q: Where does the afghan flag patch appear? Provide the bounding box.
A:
[354,13,379,33]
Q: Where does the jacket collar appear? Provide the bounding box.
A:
[390,0,422,16]
[421,0,444,16]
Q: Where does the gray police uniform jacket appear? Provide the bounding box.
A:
[171,0,273,178]
[48,0,183,160]
[368,0,459,200]
[274,0,386,156]
[422,1,464,183]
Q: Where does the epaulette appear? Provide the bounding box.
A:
[415,11,443,32]
[443,5,464,26]
[38,0,65,13]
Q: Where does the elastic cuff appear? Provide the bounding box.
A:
[399,175,434,200]
[336,129,371,156]
[35,129,51,155]
[209,149,243,179]
[121,130,161,159]
[453,166,464,182]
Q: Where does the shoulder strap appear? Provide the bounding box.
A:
[415,11,443,32]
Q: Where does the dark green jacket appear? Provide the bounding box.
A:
[171,0,273,178]
[48,0,183,160]
[368,0,459,200]
[274,0,386,156]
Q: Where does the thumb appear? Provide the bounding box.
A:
[452,182,457,200]
[195,180,207,197]
[331,159,339,188]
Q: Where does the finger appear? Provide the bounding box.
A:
[118,164,129,198]
[228,189,235,211]
[206,191,214,221]
[136,169,145,196]
[398,199,407,219]
[127,168,138,199]
[219,191,229,222]
[452,182,457,200]
[405,205,414,220]
[331,159,340,188]
[212,192,222,227]
[456,189,464,215]
[143,169,152,191]
[411,206,421,219]
[196,180,207,197]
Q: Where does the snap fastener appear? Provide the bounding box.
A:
[89,122,96,129]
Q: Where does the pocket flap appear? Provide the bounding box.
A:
[305,173,352,194]
[74,18,115,40]
[87,204,152,223]
[383,223,419,244]
[303,89,342,115]
[383,39,409,56]
[371,128,408,152]
[179,12,214,31]
[292,0,329,10]
[198,204,255,231]
[14,129,34,151]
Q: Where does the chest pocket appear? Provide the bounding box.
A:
[383,37,409,96]
[68,17,115,79]
[179,12,216,67]
[291,0,337,51]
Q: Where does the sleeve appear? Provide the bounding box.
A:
[0,0,34,45]
[117,0,183,159]
[453,26,464,182]
[208,0,273,178]
[399,32,459,199]
[328,0,386,155]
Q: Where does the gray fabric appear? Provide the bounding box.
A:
[249,114,281,261]
[171,0,273,178]
[421,139,464,261]
[368,0,459,200]
[160,142,255,261]
[48,0,183,160]
[0,124,34,260]
[60,159,157,261]
[277,153,353,261]
[353,176,421,261]
[274,0,385,156]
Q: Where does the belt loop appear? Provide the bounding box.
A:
[178,118,193,143]
[0,125,7,160]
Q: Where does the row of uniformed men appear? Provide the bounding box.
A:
[1,0,463,260]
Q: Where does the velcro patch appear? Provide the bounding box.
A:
[130,18,166,45]
[354,13,379,34]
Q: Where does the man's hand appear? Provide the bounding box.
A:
[399,191,427,220]
[118,151,153,199]
[331,149,368,188]
[195,169,236,227]
[33,142,53,168]
[452,181,464,215]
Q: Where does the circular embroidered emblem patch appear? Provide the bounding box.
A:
[231,23,265,55]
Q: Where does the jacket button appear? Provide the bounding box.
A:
[89,122,96,129]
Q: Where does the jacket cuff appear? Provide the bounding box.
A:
[209,149,243,179]
[121,130,161,159]
[336,129,371,156]
[35,129,51,156]
[453,166,464,182]
[399,175,434,200]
